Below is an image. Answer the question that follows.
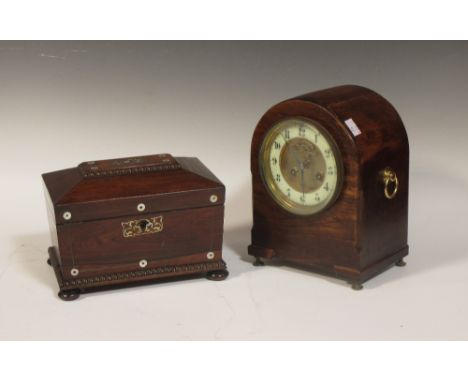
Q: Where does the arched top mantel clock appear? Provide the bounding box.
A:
[248,85,409,290]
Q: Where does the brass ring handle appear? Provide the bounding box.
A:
[382,168,398,199]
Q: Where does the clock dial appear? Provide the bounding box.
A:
[260,118,342,215]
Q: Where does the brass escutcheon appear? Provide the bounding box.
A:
[122,216,163,238]
[382,168,398,199]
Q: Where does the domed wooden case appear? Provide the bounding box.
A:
[43,154,228,300]
[248,85,409,289]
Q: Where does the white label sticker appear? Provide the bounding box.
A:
[344,118,362,137]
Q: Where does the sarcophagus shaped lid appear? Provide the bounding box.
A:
[42,154,224,224]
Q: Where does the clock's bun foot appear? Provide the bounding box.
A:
[253,257,265,266]
[206,269,229,281]
[395,259,407,267]
[47,258,52,266]
[58,289,81,301]
[351,282,363,291]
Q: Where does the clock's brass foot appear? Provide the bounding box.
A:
[253,257,264,266]
[395,259,406,267]
[206,269,229,281]
[47,258,52,266]
[58,289,81,301]
[351,282,363,291]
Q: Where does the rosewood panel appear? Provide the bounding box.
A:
[58,206,224,279]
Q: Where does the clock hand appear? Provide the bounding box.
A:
[300,162,305,201]
[290,148,302,168]
[290,147,306,199]
[288,145,308,199]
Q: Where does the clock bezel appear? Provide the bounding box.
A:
[259,117,344,216]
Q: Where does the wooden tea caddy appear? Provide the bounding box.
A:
[42,154,228,300]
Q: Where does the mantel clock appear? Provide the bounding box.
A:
[248,85,409,289]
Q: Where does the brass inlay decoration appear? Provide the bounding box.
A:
[122,216,163,238]
[382,168,399,199]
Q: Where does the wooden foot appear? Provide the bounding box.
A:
[206,269,229,281]
[47,258,52,266]
[395,259,406,267]
[253,257,264,266]
[58,289,80,301]
[351,282,363,291]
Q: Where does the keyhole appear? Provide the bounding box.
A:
[139,220,148,231]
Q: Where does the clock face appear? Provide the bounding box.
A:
[260,118,343,215]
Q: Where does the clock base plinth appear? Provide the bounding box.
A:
[249,245,276,266]
[247,244,409,289]
[248,245,276,260]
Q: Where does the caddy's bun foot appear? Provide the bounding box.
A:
[351,282,363,291]
[206,269,229,281]
[395,259,407,267]
[253,257,264,266]
[47,258,52,266]
[58,289,81,301]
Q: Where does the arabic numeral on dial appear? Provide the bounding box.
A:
[271,157,277,165]
[276,174,281,182]
[274,141,281,150]
[327,166,334,175]
[284,129,290,140]
[314,133,319,143]
[299,126,306,137]
[315,193,320,202]
[287,188,291,198]
[300,195,305,203]
[325,148,331,158]
[324,182,330,192]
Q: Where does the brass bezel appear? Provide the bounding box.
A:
[259,118,344,216]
